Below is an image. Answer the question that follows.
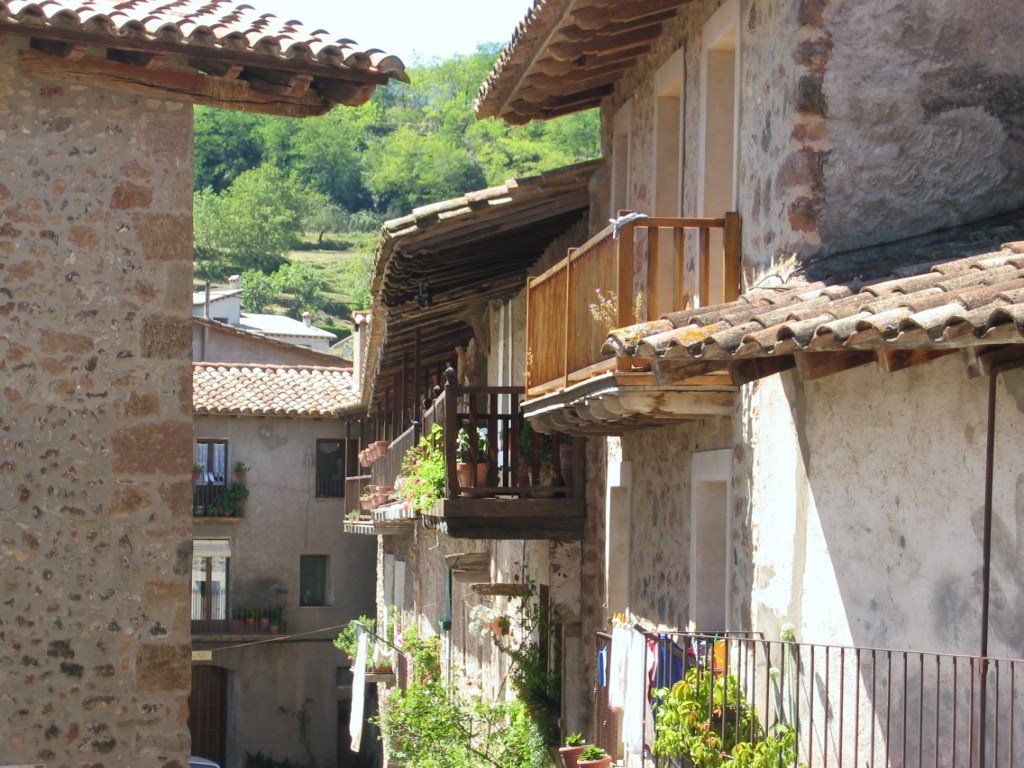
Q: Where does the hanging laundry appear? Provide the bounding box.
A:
[608,621,630,711]
[621,627,657,757]
[349,631,369,752]
[597,644,609,687]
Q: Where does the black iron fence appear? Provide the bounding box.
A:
[191,587,286,635]
[595,630,1024,767]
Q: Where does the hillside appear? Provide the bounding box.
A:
[192,45,599,330]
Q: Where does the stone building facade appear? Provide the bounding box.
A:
[0,5,404,766]
[0,32,196,765]
[477,0,1024,759]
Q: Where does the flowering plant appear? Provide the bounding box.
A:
[587,288,644,330]
[468,603,510,644]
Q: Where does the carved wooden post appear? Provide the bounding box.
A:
[443,366,458,499]
[615,217,635,372]
[724,211,742,301]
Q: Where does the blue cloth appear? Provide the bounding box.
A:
[597,645,609,687]
[655,635,686,688]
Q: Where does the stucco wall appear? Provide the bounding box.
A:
[193,322,346,367]
[743,358,1024,658]
[193,414,376,767]
[0,34,194,767]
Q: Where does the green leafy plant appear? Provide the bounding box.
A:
[201,482,249,517]
[564,732,585,747]
[333,614,375,660]
[376,628,553,768]
[397,424,446,513]
[578,745,607,762]
[456,427,489,463]
[652,668,799,768]
[277,698,315,768]
[234,461,249,474]
[517,419,552,469]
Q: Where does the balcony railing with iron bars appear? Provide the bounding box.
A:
[595,630,1023,767]
[526,212,741,398]
[192,482,247,518]
[191,587,286,636]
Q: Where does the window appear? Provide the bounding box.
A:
[195,440,228,486]
[316,439,358,498]
[300,555,329,606]
[192,539,231,623]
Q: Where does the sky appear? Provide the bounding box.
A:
[260,0,534,64]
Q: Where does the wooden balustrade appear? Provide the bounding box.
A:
[525,212,741,397]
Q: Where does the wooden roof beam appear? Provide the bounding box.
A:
[19,47,332,117]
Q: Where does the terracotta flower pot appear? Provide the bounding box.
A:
[577,758,611,768]
[456,462,476,498]
[475,462,491,492]
[559,745,587,768]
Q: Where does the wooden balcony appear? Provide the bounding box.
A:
[524,213,741,433]
[370,371,583,540]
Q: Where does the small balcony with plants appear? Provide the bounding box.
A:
[192,462,249,519]
[191,585,286,637]
[369,369,585,541]
[523,212,742,434]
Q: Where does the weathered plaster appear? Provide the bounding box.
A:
[193,414,376,768]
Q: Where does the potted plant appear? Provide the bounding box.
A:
[360,491,375,512]
[233,461,248,483]
[456,427,490,497]
[192,463,203,483]
[577,745,610,768]
[560,733,589,768]
[516,419,535,490]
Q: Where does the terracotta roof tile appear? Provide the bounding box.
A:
[193,362,359,418]
[0,0,407,83]
[608,240,1024,368]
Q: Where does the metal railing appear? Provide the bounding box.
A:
[191,587,286,635]
[316,476,345,498]
[595,630,1024,767]
[192,483,244,518]
[525,212,741,397]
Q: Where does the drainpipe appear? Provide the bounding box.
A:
[979,358,1024,767]
[200,280,211,361]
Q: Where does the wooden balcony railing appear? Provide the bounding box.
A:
[436,377,577,500]
[526,212,741,397]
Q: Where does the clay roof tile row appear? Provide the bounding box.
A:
[193,362,360,418]
[0,0,407,82]
[606,244,1024,367]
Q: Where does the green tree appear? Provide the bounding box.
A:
[273,262,325,317]
[364,126,485,217]
[193,164,308,273]
[240,269,277,313]
[193,107,264,192]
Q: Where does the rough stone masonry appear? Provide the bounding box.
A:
[0,33,194,768]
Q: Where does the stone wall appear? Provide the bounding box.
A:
[0,33,194,767]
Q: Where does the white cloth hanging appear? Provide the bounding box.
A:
[621,628,649,756]
[608,622,630,711]
[349,630,369,753]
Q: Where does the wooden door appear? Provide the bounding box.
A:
[189,665,227,767]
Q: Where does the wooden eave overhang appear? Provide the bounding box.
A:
[475,0,691,125]
[362,160,598,409]
[522,369,737,435]
[1,0,408,116]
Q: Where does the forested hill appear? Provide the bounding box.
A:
[192,44,599,329]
